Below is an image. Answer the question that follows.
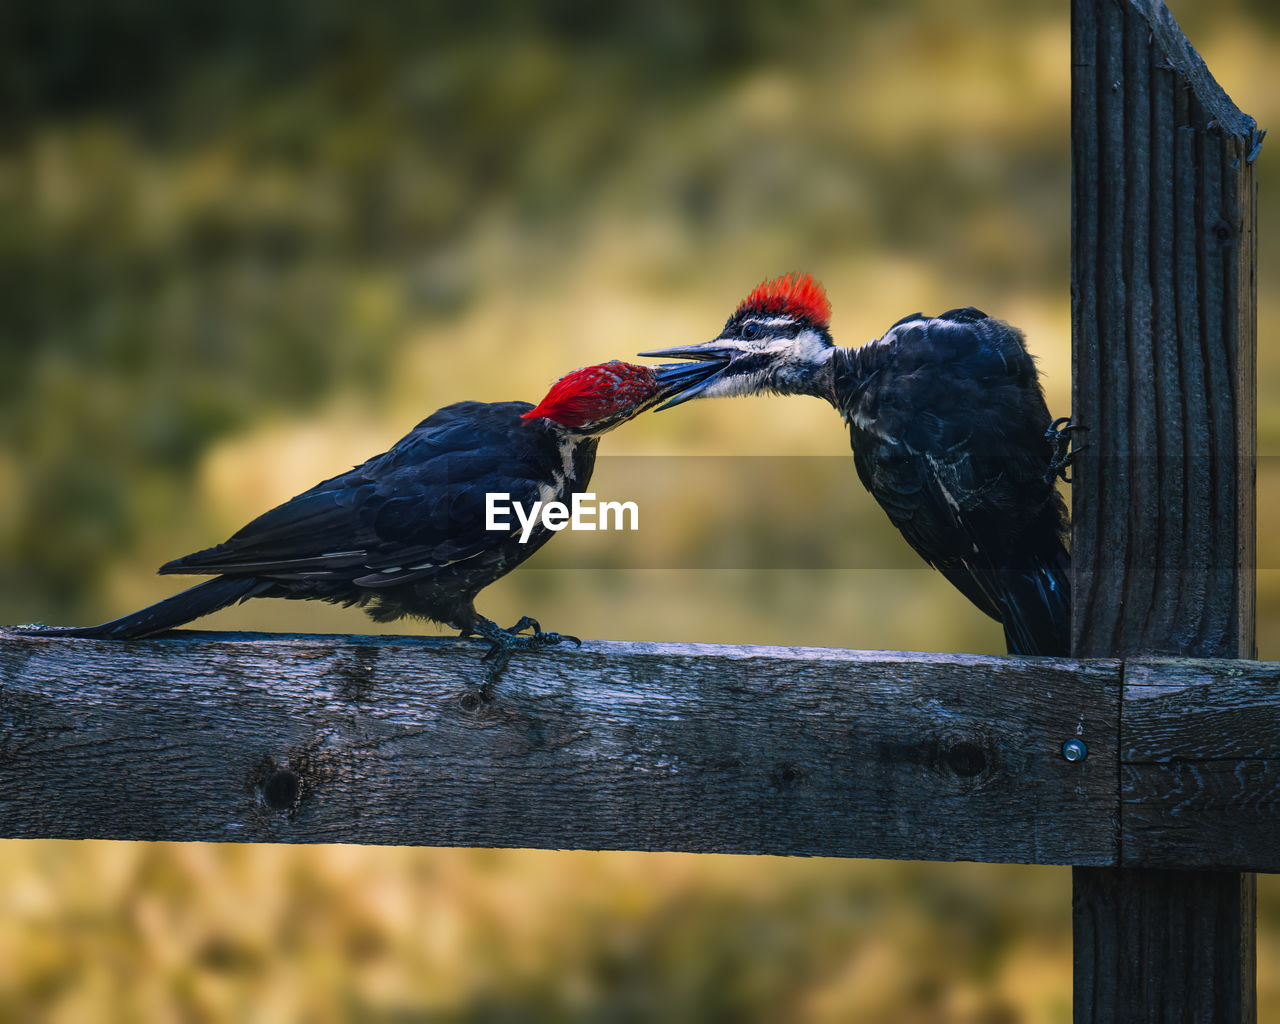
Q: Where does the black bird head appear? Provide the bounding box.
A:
[523,359,722,435]
[640,273,835,409]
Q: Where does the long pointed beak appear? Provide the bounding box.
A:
[650,367,723,410]
[641,341,742,411]
[639,341,737,363]
[648,360,726,411]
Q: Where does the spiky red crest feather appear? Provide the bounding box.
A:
[523,360,659,428]
[737,272,831,329]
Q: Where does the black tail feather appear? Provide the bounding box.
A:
[998,541,1071,657]
[19,576,265,640]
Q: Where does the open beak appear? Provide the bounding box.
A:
[647,358,729,411]
[642,342,738,411]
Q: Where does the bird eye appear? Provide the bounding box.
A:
[742,322,760,340]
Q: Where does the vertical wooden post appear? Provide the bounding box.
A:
[1070,0,1262,1020]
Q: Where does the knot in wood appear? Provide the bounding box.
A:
[248,742,335,815]
[770,762,807,789]
[458,690,486,713]
[934,729,1001,788]
[942,738,991,778]
[262,769,300,811]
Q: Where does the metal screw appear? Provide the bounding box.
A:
[1062,739,1088,762]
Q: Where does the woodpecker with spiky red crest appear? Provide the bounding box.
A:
[24,359,718,679]
[643,273,1077,656]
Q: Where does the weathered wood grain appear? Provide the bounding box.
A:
[1120,660,1280,872]
[1071,0,1259,663]
[1070,0,1262,1018]
[1072,869,1258,1022]
[0,630,1120,863]
[1122,660,1280,763]
[1122,763,1279,872]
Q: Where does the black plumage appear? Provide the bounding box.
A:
[835,309,1070,655]
[644,276,1074,656]
[24,360,712,673]
[33,402,589,642]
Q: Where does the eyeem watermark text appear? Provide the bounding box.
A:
[486,492,639,543]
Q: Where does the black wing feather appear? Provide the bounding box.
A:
[162,401,549,586]
[842,313,1070,655]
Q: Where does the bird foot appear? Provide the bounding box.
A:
[466,615,581,696]
[1046,417,1090,483]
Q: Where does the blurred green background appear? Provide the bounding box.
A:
[1,0,1276,1019]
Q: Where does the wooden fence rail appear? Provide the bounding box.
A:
[2,630,1275,873]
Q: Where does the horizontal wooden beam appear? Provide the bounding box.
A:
[0,630,1118,861]
[1121,659,1280,871]
[0,630,1275,870]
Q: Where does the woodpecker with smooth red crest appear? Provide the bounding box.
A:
[22,359,718,679]
[643,273,1078,656]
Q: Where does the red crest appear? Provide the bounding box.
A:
[523,361,659,428]
[737,272,831,329]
